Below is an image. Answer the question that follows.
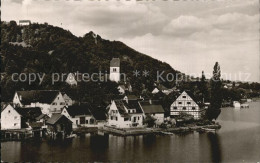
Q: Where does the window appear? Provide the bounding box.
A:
[192,107,196,110]
[178,102,182,104]
[52,102,57,105]
[124,118,128,121]
[115,117,118,121]
[182,96,186,98]
[174,107,177,110]
[60,102,65,105]
[80,117,85,124]
[8,110,11,113]
[187,102,191,105]
[76,120,78,125]
[113,68,117,72]
[14,123,17,126]
[86,120,89,124]
[183,107,186,110]
[14,116,17,120]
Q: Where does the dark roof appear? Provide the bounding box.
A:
[14,107,42,119]
[157,84,168,90]
[65,104,92,117]
[114,100,129,117]
[16,90,59,105]
[125,95,138,100]
[29,122,43,128]
[110,58,120,67]
[46,114,72,125]
[123,100,143,114]
[89,106,107,120]
[36,114,49,121]
[140,102,165,114]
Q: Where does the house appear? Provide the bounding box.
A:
[107,100,144,128]
[118,85,126,95]
[35,114,50,128]
[13,90,67,116]
[61,92,74,106]
[170,91,205,119]
[1,105,22,129]
[123,95,138,101]
[65,73,77,86]
[46,114,73,139]
[118,83,133,95]
[140,101,165,124]
[109,58,120,82]
[19,20,31,26]
[61,104,96,128]
[152,84,173,95]
[1,105,42,130]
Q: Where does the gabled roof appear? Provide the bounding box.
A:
[140,102,165,114]
[16,90,60,105]
[14,107,42,119]
[110,58,120,67]
[46,114,72,125]
[123,100,143,114]
[65,104,92,117]
[36,114,49,121]
[89,106,107,120]
[114,100,129,117]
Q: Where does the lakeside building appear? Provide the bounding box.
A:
[109,58,120,83]
[107,100,143,128]
[170,91,205,119]
[46,114,73,139]
[12,90,69,116]
[140,100,165,124]
[1,104,42,130]
[61,104,96,128]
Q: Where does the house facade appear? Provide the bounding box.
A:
[170,91,204,119]
[1,105,22,129]
[61,104,96,128]
[140,101,165,124]
[62,92,74,106]
[107,100,143,128]
[13,90,68,116]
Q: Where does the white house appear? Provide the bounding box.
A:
[170,91,204,119]
[61,92,74,106]
[13,90,67,116]
[107,100,144,128]
[109,58,120,82]
[1,105,22,129]
[140,101,165,124]
[1,105,42,130]
[61,104,96,128]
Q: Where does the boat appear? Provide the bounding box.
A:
[200,127,216,133]
[66,134,77,139]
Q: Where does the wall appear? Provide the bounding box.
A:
[1,105,21,129]
[170,91,201,119]
[109,67,120,82]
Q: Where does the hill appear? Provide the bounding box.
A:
[1,21,180,102]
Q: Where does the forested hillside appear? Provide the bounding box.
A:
[1,21,180,102]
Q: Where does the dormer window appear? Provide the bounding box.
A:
[182,96,186,98]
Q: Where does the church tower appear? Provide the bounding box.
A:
[109,58,120,82]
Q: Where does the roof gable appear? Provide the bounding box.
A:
[14,107,42,119]
[16,90,60,105]
[47,114,72,125]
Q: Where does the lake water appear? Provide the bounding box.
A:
[2,100,260,162]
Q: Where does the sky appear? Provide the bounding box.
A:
[2,0,260,82]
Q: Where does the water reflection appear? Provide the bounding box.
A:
[207,133,222,163]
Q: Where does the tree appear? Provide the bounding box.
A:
[206,62,222,121]
[144,114,156,128]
